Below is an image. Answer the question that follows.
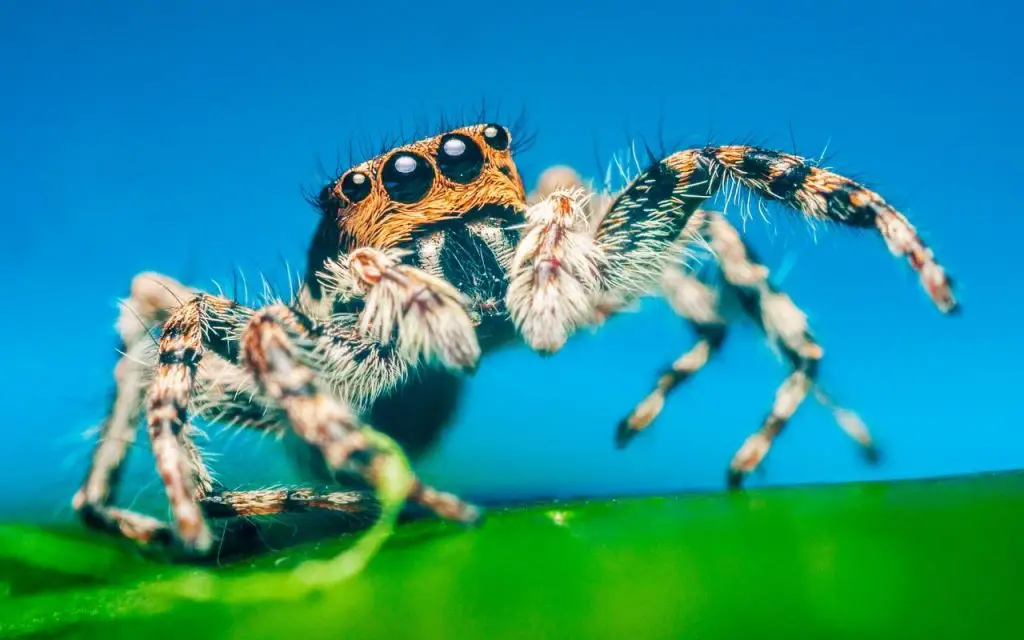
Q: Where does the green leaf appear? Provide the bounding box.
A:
[2,472,1022,638]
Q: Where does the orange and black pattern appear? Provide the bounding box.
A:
[594,145,957,315]
[607,210,881,488]
[74,282,481,559]
[319,124,527,251]
[73,118,960,573]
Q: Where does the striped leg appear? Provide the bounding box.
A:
[73,272,197,520]
[77,269,480,567]
[80,488,378,555]
[513,147,958,355]
[701,211,879,486]
[72,272,279,534]
[513,147,958,356]
[237,303,479,585]
[202,487,369,518]
[138,293,250,553]
[615,266,728,448]
[594,147,957,315]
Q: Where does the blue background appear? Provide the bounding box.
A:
[2,1,1020,522]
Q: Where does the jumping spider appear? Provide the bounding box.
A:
[528,165,881,484]
[73,121,957,588]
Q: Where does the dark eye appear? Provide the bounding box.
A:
[318,184,332,205]
[340,171,372,203]
[437,133,484,184]
[318,183,338,213]
[482,124,510,151]
[381,152,434,203]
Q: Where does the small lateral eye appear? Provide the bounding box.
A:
[340,171,372,203]
[437,133,484,184]
[381,152,435,203]
[482,124,510,151]
[318,183,334,208]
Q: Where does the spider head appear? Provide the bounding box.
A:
[318,123,527,252]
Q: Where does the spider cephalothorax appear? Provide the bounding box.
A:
[73,118,958,595]
[323,123,525,250]
[302,123,529,352]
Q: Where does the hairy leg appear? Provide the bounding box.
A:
[608,147,956,311]
[235,299,478,584]
[77,255,482,563]
[615,266,728,447]
[695,211,878,485]
[510,147,958,355]
[73,272,214,530]
[80,487,378,553]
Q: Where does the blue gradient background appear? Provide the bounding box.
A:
[1,1,1020,521]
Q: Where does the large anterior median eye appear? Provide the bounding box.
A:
[436,133,484,184]
[381,152,434,203]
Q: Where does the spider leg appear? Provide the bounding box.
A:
[73,272,230,550]
[615,265,728,448]
[598,147,957,313]
[310,246,485,523]
[506,186,607,352]
[512,148,958,355]
[236,302,478,585]
[200,487,372,518]
[80,488,379,554]
[73,272,288,554]
[73,272,196,515]
[700,211,878,486]
[77,261,479,564]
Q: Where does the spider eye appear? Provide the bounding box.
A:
[437,133,484,184]
[318,183,340,214]
[318,184,333,205]
[381,152,434,203]
[340,171,372,203]
[482,124,510,151]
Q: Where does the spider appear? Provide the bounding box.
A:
[527,165,881,486]
[72,120,958,590]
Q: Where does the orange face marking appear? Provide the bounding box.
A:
[326,124,527,251]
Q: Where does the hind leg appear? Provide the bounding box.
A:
[701,212,878,486]
[615,265,729,447]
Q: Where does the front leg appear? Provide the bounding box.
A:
[238,303,480,584]
[596,147,957,313]
[509,146,958,355]
[506,187,606,353]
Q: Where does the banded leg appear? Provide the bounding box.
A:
[140,293,249,552]
[201,487,373,519]
[81,487,378,554]
[721,228,828,488]
[73,272,223,548]
[598,201,878,485]
[511,147,959,356]
[73,272,194,515]
[598,147,957,313]
[72,271,273,527]
[238,303,479,584]
[703,210,878,485]
[615,266,728,447]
